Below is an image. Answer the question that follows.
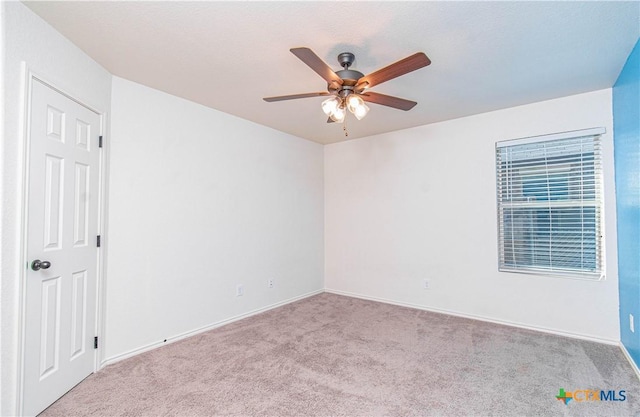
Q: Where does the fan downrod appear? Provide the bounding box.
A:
[332,52,364,93]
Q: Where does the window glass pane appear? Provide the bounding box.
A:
[496,132,603,278]
[501,207,597,272]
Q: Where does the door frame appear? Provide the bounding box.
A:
[16,65,109,416]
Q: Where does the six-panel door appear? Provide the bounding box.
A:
[23,79,101,416]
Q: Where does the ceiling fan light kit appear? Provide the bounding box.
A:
[322,94,369,122]
[264,47,431,128]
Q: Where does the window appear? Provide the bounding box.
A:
[495,128,604,279]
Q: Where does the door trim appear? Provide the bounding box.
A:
[16,65,109,416]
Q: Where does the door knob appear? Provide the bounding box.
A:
[31,260,51,271]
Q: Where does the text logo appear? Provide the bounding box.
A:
[556,388,627,405]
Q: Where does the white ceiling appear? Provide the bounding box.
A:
[24,1,640,145]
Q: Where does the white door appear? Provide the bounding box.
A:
[22,79,101,416]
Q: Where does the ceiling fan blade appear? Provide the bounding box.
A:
[327,117,335,124]
[290,47,343,87]
[263,92,331,102]
[357,52,431,90]
[360,92,417,111]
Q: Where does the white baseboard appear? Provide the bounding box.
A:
[102,287,623,369]
[619,343,640,381]
[101,289,323,367]
[324,288,619,346]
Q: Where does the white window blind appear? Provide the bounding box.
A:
[495,128,604,279]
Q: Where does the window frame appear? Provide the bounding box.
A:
[495,127,606,280]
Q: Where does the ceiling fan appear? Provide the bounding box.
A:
[263,47,431,124]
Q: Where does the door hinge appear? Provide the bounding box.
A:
[94,336,98,349]
[97,235,101,247]
[99,135,103,148]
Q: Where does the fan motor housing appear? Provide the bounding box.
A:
[327,52,365,94]
[336,69,364,84]
[329,70,364,96]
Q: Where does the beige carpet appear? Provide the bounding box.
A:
[41,293,640,416]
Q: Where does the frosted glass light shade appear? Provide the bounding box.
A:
[330,106,346,123]
[321,96,341,116]
[346,94,364,113]
[353,103,370,120]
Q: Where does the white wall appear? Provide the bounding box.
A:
[1,2,112,415]
[325,89,620,342]
[105,77,324,361]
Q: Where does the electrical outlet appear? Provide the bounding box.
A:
[423,279,430,289]
[631,314,635,333]
[268,279,274,289]
[236,284,244,297]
